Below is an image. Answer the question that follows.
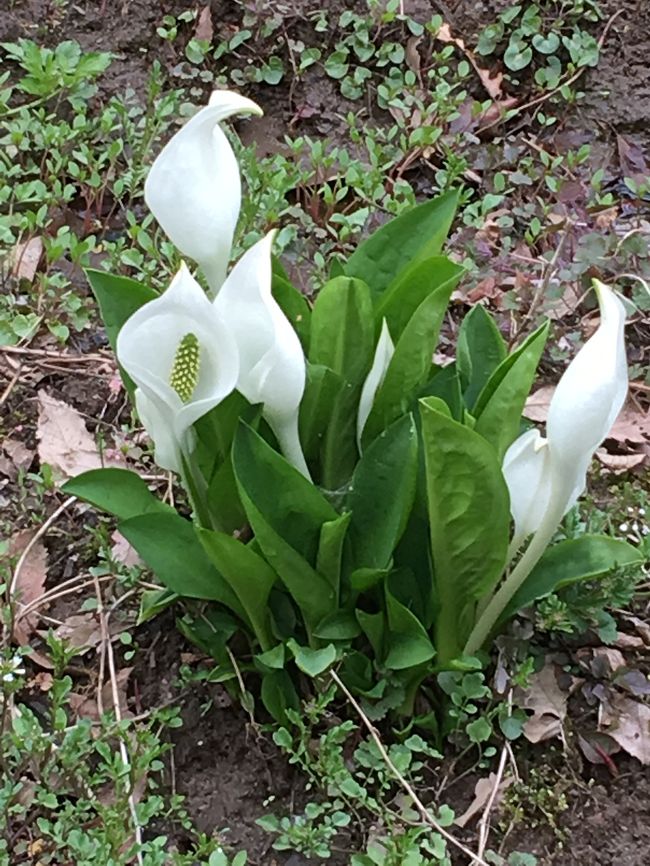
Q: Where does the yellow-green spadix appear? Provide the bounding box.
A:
[116,263,239,472]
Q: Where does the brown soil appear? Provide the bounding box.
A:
[2,1,650,864]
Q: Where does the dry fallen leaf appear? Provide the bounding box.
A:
[2,437,34,472]
[12,236,43,282]
[596,449,647,472]
[110,529,142,568]
[194,5,214,43]
[600,695,650,764]
[9,529,48,645]
[37,390,122,481]
[455,772,513,827]
[436,22,505,101]
[519,663,567,744]
[70,667,133,721]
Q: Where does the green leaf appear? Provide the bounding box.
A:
[198,529,276,650]
[287,639,337,676]
[233,422,337,625]
[309,277,375,487]
[347,414,418,571]
[309,276,374,383]
[137,588,178,625]
[384,571,435,671]
[473,321,549,459]
[261,669,300,723]
[86,269,157,352]
[233,422,337,560]
[255,644,285,671]
[466,716,492,743]
[345,190,459,298]
[498,536,647,627]
[355,609,385,659]
[272,272,311,352]
[62,468,171,520]
[313,610,361,640]
[375,256,464,339]
[363,280,453,443]
[118,513,244,613]
[420,398,510,664]
[457,305,507,410]
[317,512,352,596]
[504,37,533,71]
[299,363,344,465]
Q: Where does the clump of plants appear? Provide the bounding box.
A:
[64,90,644,727]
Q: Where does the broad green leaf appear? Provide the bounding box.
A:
[233,422,338,561]
[272,272,311,352]
[233,423,337,625]
[309,276,374,383]
[457,305,507,410]
[86,269,157,351]
[255,643,285,671]
[287,639,337,676]
[473,321,549,459]
[420,398,510,664]
[393,516,435,629]
[419,364,463,421]
[198,528,276,650]
[313,610,361,640]
[498,535,646,627]
[193,391,252,475]
[347,414,418,571]
[62,468,171,520]
[355,609,385,660]
[384,571,435,671]
[118,513,244,614]
[317,511,352,596]
[177,608,239,667]
[261,669,300,723]
[375,256,464,339]
[350,567,390,594]
[345,190,459,298]
[299,363,344,464]
[363,280,453,443]
[137,588,178,625]
[309,277,375,487]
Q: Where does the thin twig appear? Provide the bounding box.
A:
[9,497,76,603]
[475,744,508,862]
[330,670,490,866]
[95,576,144,866]
[0,364,22,407]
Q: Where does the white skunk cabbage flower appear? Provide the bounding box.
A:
[465,280,628,655]
[116,263,239,472]
[213,231,310,478]
[503,280,628,548]
[144,90,262,294]
[356,319,395,450]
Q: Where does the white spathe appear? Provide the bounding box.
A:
[213,231,310,477]
[116,263,239,472]
[144,90,262,294]
[503,280,628,544]
[356,319,395,450]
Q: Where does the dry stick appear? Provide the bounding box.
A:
[329,670,491,866]
[1,345,111,363]
[476,9,624,137]
[0,364,22,407]
[16,571,115,622]
[474,743,508,863]
[95,576,144,866]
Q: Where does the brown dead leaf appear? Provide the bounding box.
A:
[590,647,626,677]
[194,5,214,43]
[110,530,141,568]
[519,663,567,744]
[467,276,502,304]
[436,22,505,101]
[29,671,54,692]
[37,390,123,481]
[2,437,34,472]
[455,772,513,827]
[70,667,133,721]
[608,406,650,445]
[12,237,43,282]
[9,529,48,645]
[600,695,650,764]
[596,449,647,472]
